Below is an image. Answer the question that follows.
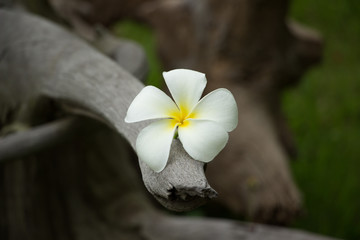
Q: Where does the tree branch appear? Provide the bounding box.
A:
[138,212,340,240]
[0,9,215,211]
[0,116,91,162]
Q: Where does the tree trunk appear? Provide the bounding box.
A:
[0,8,215,215]
[46,0,323,223]
[140,0,322,223]
[0,9,338,240]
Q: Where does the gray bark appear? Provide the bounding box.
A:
[140,213,340,240]
[0,9,340,240]
[16,0,322,223]
[140,0,322,223]
[0,9,215,211]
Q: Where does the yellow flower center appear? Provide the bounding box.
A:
[168,106,195,129]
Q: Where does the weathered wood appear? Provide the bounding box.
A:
[24,0,323,223]
[0,7,339,240]
[0,9,215,211]
[43,0,318,222]
[0,114,338,240]
[0,117,154,239]
[0,117,93,162]
[139,213,340,240]
[139,0,323,223]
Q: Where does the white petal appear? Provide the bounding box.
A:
[178,120,228,163]
[163,69,206,115]
[191,88,238,132]
[136,119,177,172]
[125,86,179,123]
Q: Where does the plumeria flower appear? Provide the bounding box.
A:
[125,69,238,172]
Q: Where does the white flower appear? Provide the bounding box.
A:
[125,69,238,172]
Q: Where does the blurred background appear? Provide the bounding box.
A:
[1,0,359,238]
[286,0,360,239]
[112,0,360,239]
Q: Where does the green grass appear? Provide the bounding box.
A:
[286,0,360,239]
[113,2,360,238]
[112,20,163,87]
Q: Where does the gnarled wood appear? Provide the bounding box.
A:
[0,9,215,211]
[139,213,339,240]
[0,111,338,240]
[139,0,323,223]
[0,8,338,240]
[0,117,84,162]
[43,0,322,223]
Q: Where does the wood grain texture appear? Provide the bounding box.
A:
[0,117,82,161]
[139,0,322,223]
[0,114,338,240]
[0,8,339,240]
[139,213,340,240]
[18,0,322,222]
[0,9,214,211]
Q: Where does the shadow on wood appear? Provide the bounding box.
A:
[0,8,335,240]
[45,0,323,223]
